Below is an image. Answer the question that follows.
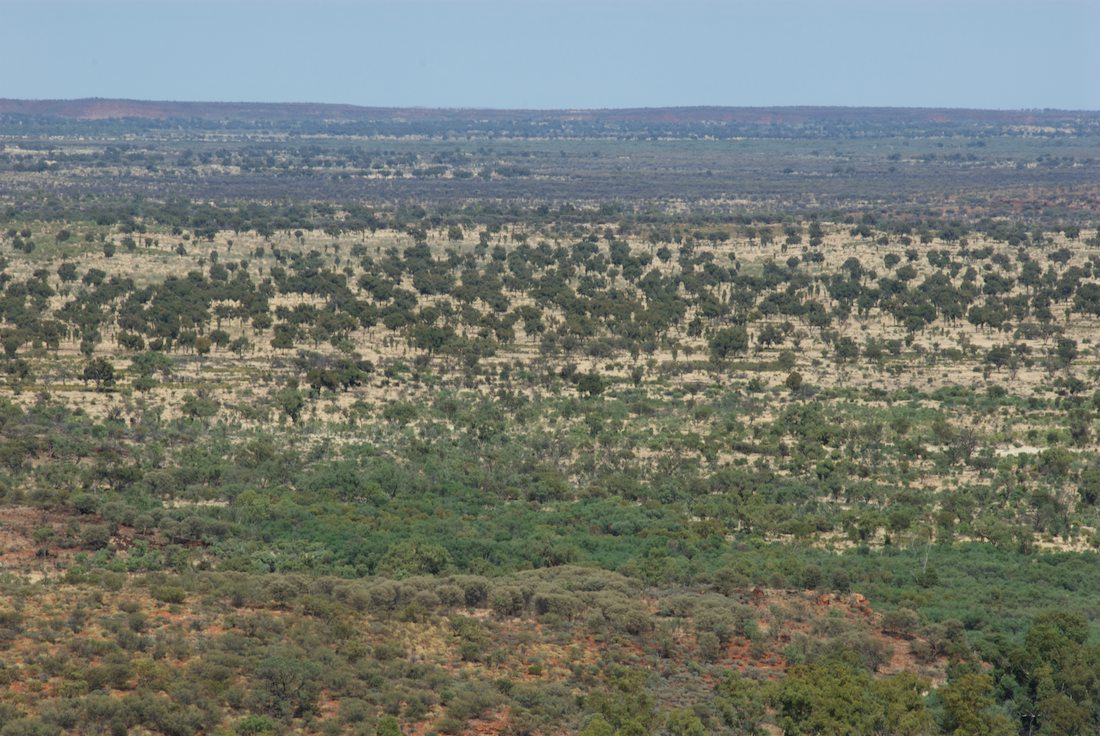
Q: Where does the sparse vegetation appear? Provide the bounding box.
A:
[0,105,1098,734]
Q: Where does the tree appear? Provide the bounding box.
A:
[777,349,797,371]
[785,371,804,392]
[1055,337,1078,368]
[209,329,231,349]
[378,540,452,577]
[832,337,860,364]
[938,673,1014,736]
[270,323,296,350]
[575,372,606,398]
[583,668,657,736]
[665,709,706,736]
[181,392,219,421]
[709,326,749,362]
[578,716,614,736]
[229,337,252,356]
[758,323,786,347]
[713,671,766,734]
[275,387,305,423]
[771,661,933,736]
[117,332,145,351]
[255,654,321,718]
[1001,611,1100,736]
[131,351,173,379]
[82,357,116,391]
[1,331,24,359]
[1073,282,1100,315]
[770,661,880,735]
[57,262,78,282]
[1079,464,1100,505]
[872,672,935,736]
[411,324,455,355]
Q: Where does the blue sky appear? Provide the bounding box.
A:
[3,0,1098,109]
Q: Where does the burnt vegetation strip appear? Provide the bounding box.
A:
[0,105,1099,735]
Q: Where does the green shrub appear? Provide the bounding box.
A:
[153,586,186,605]
[235,715,279,736]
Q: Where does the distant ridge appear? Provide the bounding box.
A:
[0,98,1092,126]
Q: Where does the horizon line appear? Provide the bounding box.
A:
[2,97,1099,114]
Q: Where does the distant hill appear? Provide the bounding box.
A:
[0,98,1094,126]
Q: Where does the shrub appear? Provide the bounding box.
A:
[376,715,401,736]
[234,715,279,736]
[79,524,112,550]
[255,654,322,718]
[435,584,464,608]
[532,591,582,620]
[453,576,490,607]
[153,586,186,605]
[488,586,525,617]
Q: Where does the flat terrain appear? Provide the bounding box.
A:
[0,104,1098,735]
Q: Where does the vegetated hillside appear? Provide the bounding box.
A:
[1,114,1100,735]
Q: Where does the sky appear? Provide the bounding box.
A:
[2,0,1098,110]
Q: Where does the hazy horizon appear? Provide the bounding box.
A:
[2,0,1099,110]
[4,98,1098,113]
